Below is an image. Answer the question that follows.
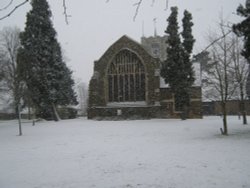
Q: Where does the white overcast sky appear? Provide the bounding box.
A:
[0,0,246,84]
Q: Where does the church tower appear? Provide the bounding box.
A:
[141,35,168,61]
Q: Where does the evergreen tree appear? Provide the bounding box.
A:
[233,0,250,99]
[182,10,195,85]
[233,0,250,64]
[180,10,195,112]
[19,0,77,121]
[161,6,183,93]
[161,7,195,118]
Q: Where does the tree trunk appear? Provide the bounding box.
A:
[180,105,189,120]
[240,89,247,125]
[28,105,31,120]
[18,104,22,136]
[221,102,228,135]
[32,107,36,126]
[242,111,247,125]
[52,103,61,121]
[240,101,247,125]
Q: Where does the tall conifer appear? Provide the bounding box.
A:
[181,10,195,108]
[161,7,183,92]
[161,7,195,117]
[19,0,77,120]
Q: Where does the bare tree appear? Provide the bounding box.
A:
[0,53,5,82]
[0,26,24,135]
[230,34,249,124]
[203,19,237,135]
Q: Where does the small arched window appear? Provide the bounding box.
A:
[107,49,145,102]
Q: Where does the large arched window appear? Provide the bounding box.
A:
[107,49,145,102]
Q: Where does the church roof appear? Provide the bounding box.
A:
[97,35,155,62]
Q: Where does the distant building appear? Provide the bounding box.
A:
[88,35,202,119]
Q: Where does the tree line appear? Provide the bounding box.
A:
[0,0,249,136]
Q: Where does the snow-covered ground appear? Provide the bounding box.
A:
[0,116,250,188]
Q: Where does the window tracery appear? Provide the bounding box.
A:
[107,49,145,102]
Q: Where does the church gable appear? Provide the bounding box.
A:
[94,35,158,78]
[89,35,160,108]
[88,35,202,120]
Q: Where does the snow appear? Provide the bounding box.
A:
[0,116,250,188]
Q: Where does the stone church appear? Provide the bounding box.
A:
[88,35,202,119]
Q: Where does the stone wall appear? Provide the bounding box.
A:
[88,105,169,120]
[159,87,202,119]
[203,100,250,115]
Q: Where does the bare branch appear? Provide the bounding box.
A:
[0,0,29,21]
[1,0,169,23]
[62,0,71,24]
[0,0,72,24]
[133,0,168,21]
[202,30,232,53]
[165,0,169,11]
[151,0,155,7]
[106,0,169,21]
[133,0,143,21]
[106,0,144,21]
[0,0,14,11]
